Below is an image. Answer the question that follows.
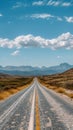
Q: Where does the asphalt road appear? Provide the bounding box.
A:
[0,79,73,130]
[0,83,35,130]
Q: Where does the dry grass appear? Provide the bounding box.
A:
[55,87,66,93]
[38,68,73,90]
[0,84,31,100]
[63,92,73,99]
[68,93,73,98]
[38,69,73,98]
[0,91,10,100]
[39,80,73,99]
[0,76,33,100]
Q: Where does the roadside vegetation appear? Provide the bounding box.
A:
[0,73,33,100]
[38,68,73,98]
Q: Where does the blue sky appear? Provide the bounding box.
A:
[0,0,73,67]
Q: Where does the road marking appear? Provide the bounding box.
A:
[28,88,35,130]
[35,91,41,130]
[0,84,34,124]
[37,81,73,129]
[46,117,52,127]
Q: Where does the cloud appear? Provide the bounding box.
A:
[0,13,3,17]
[32,1,45,6]
[49,32,73,50]
[62,2,72,7]
[65,16,73,23]
[12,2,27,9]
[33,0,60,7]
[0,32,73,50]
[47,0,72,7]
[11,50,20,56]
[30,13,63,22]
[0,38,14,48]
[30,13,54,19]
[47,0,60,6]
[57,56,62,59]
[56,17,63,21]
[12,1,72,8]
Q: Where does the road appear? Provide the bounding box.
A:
[0,79,73,130]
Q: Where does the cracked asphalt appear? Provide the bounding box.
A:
[0,79,73,130]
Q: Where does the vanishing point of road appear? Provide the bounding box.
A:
[0,79,73,130]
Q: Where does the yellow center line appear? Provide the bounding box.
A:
[35,91,41,130]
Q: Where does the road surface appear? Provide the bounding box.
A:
[0,79,73,130]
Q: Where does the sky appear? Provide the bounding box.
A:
[0,0,73,67]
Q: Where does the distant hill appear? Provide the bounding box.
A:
[0,73,13,79]
[0,63,73,76]
[38,68,73,90]
[62,68,73,76]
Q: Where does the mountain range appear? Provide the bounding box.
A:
[0,63,73,76]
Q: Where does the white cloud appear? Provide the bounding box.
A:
[57,56,62,59]
[11,50,20,56]
[47,0,72,7]
[30,13,54,19]
[65,16,73,23]
[12,0,72,8]
[0,13,3,17]
[56,17,63,21]
[32,1,45,6]
[49,32,73,50]
[47,0,60,6]
[62,2,71,7]
[30,13,63,22]
[12,2,27,9]
[0,32,73,50]
[0,38,14,48]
